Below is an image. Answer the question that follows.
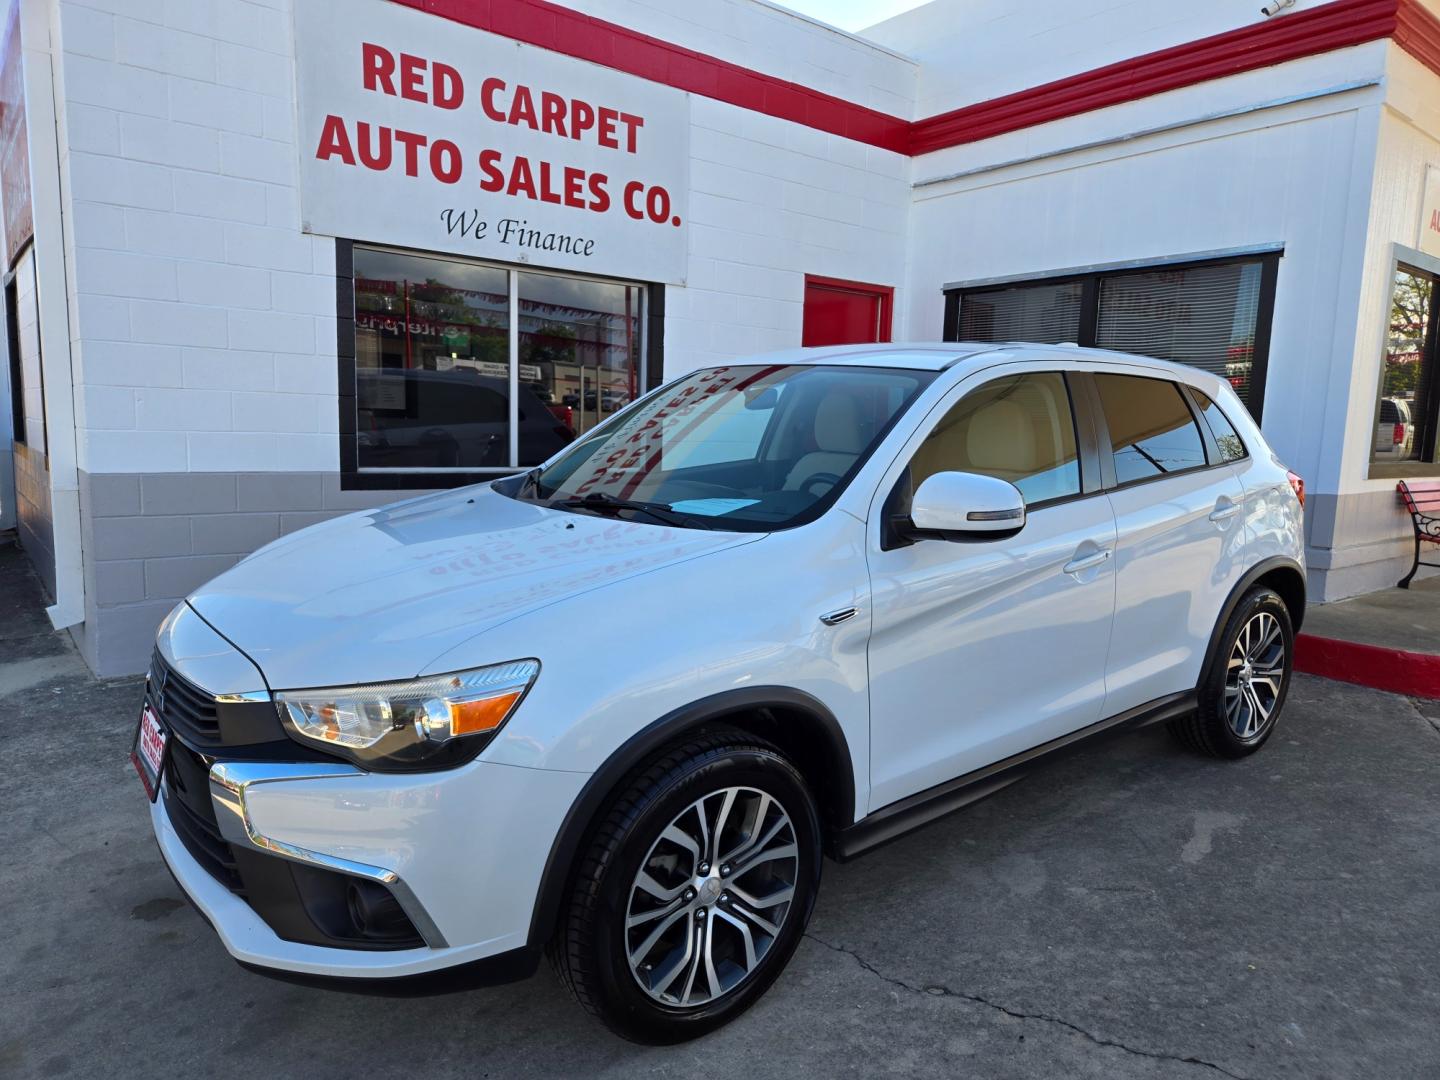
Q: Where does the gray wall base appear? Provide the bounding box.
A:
[74,470,434,677]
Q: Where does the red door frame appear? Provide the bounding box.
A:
[802,275,894,347]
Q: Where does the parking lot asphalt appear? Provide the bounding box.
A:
[1,538,1437,1080]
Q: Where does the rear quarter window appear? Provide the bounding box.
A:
[1191,389,1248,463]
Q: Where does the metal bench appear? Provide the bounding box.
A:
[1397,479,1440,587]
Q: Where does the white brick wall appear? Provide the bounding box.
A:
[55,0,336,475]
[664,96,912,375]
[53,0,918,476]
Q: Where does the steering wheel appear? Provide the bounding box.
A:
[800,472,844,498]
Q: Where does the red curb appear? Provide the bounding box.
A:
[1294,633,1440,699]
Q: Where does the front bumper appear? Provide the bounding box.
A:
[152,755,586,978]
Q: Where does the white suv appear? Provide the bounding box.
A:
[135,344,1306,1042]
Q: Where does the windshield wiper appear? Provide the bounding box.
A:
[555,492,713,530]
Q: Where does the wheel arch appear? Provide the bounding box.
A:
[1200,556,1307,682]
[524,686,856,949]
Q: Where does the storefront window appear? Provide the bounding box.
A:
[350,246,645,475]
[1095,262,1262,407]
[948,253,1277,419]
[1371,266,1435,466]
[956,281,1082,344]
[517,272,645,465]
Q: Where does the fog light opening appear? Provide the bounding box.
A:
[345,878,414,943]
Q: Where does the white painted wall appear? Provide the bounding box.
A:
[23,0,1440,618]
[1345,45,1440,499]
[863,0,1339,119]
[561,0,917,117]
[558,3,915,374]
[52,0,916,468]
[54,0,338,476]
[667,97,911,375]
[899,73,1386,543]
[1302,44,1440,594]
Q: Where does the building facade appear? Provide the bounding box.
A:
[2,0,1439,675]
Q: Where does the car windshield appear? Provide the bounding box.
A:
[504,364,934,530]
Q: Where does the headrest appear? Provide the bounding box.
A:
[813,394,865,454]
[965,399,1036,472]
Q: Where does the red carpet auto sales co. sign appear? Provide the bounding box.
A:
[294,0,691,284]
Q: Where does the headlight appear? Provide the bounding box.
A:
[274,659,539,771]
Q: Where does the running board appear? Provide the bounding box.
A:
[829,690,1197,862]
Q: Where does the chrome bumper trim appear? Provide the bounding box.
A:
[208,761,449,948]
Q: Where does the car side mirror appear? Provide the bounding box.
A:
[907,471,1026,540]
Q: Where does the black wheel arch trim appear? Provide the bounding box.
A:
[524,685,855,950]
[1200,556,1306,682]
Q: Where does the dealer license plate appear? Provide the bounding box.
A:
[131,703,168,802]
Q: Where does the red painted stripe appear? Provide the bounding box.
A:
[909,0,1400,153]
[391,0,1440,158]
[1294,633,1440,699]
[389,0,910,153]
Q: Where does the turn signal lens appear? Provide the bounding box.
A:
[449,689,524,736]
[1286,470,1305,509]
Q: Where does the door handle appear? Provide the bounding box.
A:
[1062,548,1111,574]
[1209,502,1242,523]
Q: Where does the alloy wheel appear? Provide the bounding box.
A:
[1225,610,1285,739]
[625,786,799,1007]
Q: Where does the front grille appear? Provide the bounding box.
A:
[164,740,244,894]
[164,790,244,894]
[148,651,221,748]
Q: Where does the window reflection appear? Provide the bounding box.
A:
[518,271,644,465]
[1371,267,1433,463]
[352,247,644,472]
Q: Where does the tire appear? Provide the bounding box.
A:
[548,730,822,1043]
[1171,586,1294,759]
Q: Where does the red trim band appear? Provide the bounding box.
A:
[910,0,1401,153]
[391,0,1440,157]
[1295,632,1440,699]
[389,0,910,152]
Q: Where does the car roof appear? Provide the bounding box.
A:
[738,341,1218,382]
[735,342,1000,371]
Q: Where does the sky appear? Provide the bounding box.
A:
[771,0,930,33]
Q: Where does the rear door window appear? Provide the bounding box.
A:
[1093,374,1207,484]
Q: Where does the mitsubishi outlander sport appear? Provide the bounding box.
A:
[134,343,1306,1042]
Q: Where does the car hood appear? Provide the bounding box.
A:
[188,486,760,689]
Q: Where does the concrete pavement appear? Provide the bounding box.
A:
[0,536,1436,1079]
